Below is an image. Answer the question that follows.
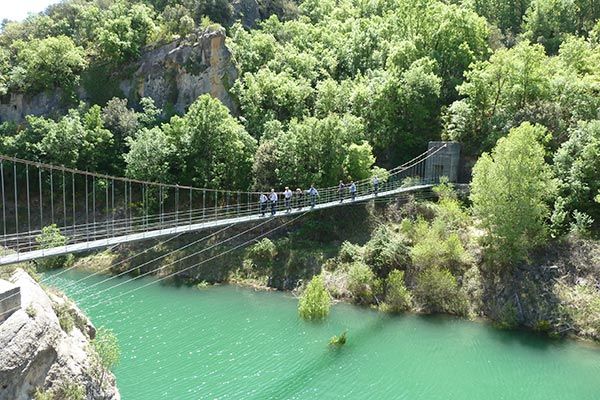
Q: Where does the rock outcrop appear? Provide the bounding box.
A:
[117,26,238,115]
[232,0,261,28]
[0,26,238,123]
[0,269,120,400]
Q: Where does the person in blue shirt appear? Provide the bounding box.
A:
[307,185,319,208]
[349,181,357,201]
[268,189,278,215]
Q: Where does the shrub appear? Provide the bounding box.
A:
[363,225,410,278]
[410,222,471,274]
[53,382,85,400]
[414,267,468,315]
[26,305,37,318]
[245,238,278,272]
[346,261,376,304]
[92,327,121,371]
[329,330,347,346]
[33,381,85,400]
[434,198,471,231]
[338,241,363,264]
[33,388,53,400]
[298,274,331,320]
[35,225,74,270]
[381,270,412,313]
[556,282,600,339]
[54,303,74,333]
[570,210,593,238]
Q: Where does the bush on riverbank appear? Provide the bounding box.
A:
[380,270,412,313]
[414,267,469,316]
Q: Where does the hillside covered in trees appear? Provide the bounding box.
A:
[1,0,600,338]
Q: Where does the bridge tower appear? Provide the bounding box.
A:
[425,141,461,183]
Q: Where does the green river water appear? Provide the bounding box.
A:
[46,270,600,400]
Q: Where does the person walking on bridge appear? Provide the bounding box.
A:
[269,189,278,216]
[259,193,268,217]
[372,176,379,196]
[349,181,357,201]
[295,188,303,210]
[308,184,319,208]
[338,180,345,203]
[284,187,293,213]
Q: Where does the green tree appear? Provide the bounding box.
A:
[125,127,174,182]
[343,141,376,181]
[521,0,578,54]
[233,68,313,138]
[443,42,551,155]
[470,122,555,267]
[10,35,87,93]
[267,114,367,188]
[552,120,600,232]
[95,3,157,63]
[298,274,331,320]
[13,106,113,171]
[35,225,74,270]
[165,94,256,189]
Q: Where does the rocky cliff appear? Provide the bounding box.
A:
[0,26,238,123]
[116,26,238,115]
[0,269,120,400]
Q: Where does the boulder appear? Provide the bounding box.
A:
[0,269,119,400]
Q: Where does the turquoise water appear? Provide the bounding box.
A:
[46,270,600,400]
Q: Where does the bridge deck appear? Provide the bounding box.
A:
[0,184,432,266]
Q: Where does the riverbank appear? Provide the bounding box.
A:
[60,191,600,344]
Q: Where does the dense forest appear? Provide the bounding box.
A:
[1,0,599,337]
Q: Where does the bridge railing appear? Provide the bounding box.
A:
[0,144,450,257]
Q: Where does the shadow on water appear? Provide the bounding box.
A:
[410,312,564,352]
[250,316,389,400]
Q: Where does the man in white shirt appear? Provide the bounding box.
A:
[307,185,319,208]
[268,189,278,216]
[284,187,293,212]
[259,193,268,216]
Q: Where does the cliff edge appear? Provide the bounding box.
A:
[0,269,120,400]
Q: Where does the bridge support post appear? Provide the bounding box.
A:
[425,141,461,183]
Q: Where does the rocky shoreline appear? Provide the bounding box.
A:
[0,269,120,400]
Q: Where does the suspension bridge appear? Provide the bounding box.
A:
[0,142,460,267]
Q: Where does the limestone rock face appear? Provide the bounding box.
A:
[232,0,261,28]
[0,26,238,123]
[0,91,63,124]
[0,269,120,400]
[121,26,239,115]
